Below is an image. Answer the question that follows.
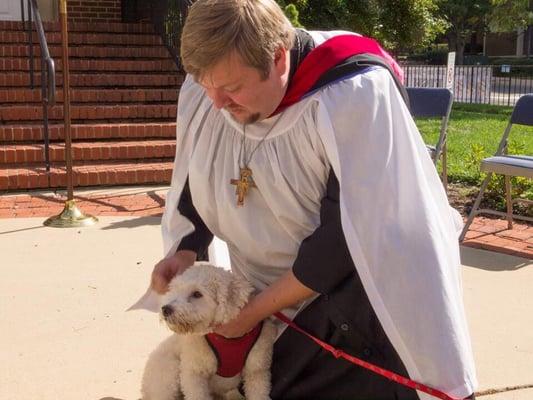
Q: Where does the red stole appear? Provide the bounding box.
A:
[272,34,403,116]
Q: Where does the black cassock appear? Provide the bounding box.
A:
[176,171,419,400]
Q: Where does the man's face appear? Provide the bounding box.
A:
[198,49,289,124]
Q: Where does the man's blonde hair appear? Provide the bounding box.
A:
[180,0,295,80]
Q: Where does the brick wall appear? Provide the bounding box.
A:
[67,0,122,23]
[485,32,518,57]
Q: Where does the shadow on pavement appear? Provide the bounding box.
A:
[101,215,162,230]
[98,397,132,400]
[460,246,532,271]
[0,224,47,235]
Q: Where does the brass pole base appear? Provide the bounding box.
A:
[44,200,98,228]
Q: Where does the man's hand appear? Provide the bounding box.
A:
[151,250,197,294]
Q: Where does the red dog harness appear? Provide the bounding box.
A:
[205,321,263,378]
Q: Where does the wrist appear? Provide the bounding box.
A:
[246,271,316,318]
[238,299,266,331]
[245,292,279,323]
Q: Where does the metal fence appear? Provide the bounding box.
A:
[403,64,533,106]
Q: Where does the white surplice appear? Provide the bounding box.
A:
[160,31,477,400]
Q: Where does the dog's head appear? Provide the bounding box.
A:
[159,262,254,335]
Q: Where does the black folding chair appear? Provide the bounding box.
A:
[460,94,533,242]
[406,87,453,191]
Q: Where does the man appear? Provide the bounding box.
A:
[150,0,477,398]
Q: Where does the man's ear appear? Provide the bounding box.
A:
[273,47,289,76]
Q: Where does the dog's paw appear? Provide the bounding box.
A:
[141,335,181,400]
[223,389,245,400]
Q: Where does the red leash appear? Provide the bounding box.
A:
[274,312,463,400]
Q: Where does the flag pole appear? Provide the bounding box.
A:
[44,0,97,228]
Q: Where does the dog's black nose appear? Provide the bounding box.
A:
[161,305,173,317]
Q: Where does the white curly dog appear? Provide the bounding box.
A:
[141,262,276,400]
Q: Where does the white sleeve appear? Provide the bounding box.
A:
[161,75,212,257]
[316,67,477,399]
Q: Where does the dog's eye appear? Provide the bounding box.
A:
[191,291,203,299]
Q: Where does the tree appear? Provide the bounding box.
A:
[437,0,533,64]
[436,0,491,64]
[278,0,446,53]
[277,0,307,27]
[378,0,446,51]
[488,0,533,32]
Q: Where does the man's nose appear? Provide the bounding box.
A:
[209,89,230,109]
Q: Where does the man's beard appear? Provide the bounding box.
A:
[228,109,261,124]
[244,112,261,124]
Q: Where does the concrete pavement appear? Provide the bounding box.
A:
[0,216,169,400]
[461,247,533,399]
[0,215,532,400]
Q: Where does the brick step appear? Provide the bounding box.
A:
[0,104,177,122]
[0,21,25,31]
[0,160,173,191]
[44,21,156,34]
[0,122,176,142]
[0,139,176,164]
[0,31,163,46]
[0,58,178,72]
[0,44,170,58]
[0,88,179,104]
[0,72,181,88]
[0,21,155,34]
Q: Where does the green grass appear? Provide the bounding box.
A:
[415,102,533,186]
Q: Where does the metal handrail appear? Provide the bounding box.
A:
[21,0,56,172]
[148,0,193,71]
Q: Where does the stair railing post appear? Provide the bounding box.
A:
[20,0,25,27]
[41,50,50,172]
[27,0,56,174]
[27,0,34,88]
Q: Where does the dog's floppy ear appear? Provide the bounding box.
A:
[212,273,254,326]
[227,274,254,311]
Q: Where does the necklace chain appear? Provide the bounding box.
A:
[238,115,282,169]
[237,32,301,168]
[230,35,300,206]
[237,33,300,168]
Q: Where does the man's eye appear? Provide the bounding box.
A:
[191,291,203,299]
[226,86,240,93]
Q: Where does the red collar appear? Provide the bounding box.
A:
[272,34,403,116]
[205,321,264,378]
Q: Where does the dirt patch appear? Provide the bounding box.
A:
[447,183,478,217]
[447,182,532,221]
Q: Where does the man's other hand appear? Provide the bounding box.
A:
[150,250,197,294]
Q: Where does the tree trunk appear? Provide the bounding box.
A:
[526,27,530,57]
[447,32,466,65]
